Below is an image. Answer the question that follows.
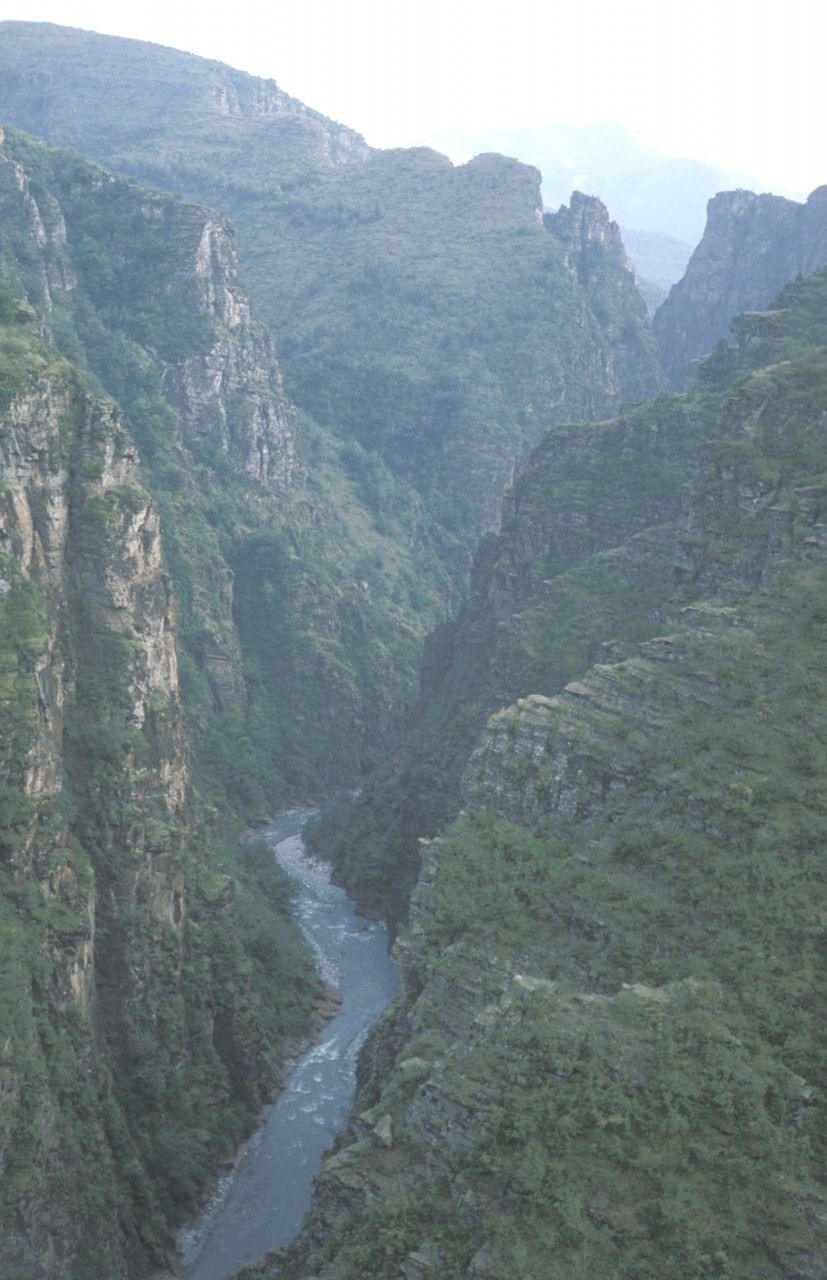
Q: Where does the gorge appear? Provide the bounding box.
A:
[0,19,825,1280]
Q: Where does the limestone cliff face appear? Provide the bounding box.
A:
[544,192,664,406]
[0,124,302,724]
[0,119,300,482]
[159,209,299,488]
[653,185,827,384]
[1,370,185,811]
[0,347,193,1276]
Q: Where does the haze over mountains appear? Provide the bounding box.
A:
[422,122,746,240]
[0,19,826,1280]
[417,121,787,309]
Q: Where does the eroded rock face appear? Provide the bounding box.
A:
[0,124,302,725]
[159,210,299,488]
[0,366,188,816]
[653,185,827,384]
[544,192,665,408]
[0,356,191,1277]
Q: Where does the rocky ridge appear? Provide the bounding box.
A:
[653,184,827,384]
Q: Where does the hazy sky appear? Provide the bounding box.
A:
[6,0,826,195]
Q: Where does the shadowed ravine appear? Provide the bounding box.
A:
[174,809,399,1280]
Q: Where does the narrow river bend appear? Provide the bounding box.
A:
[175,807,399,1280]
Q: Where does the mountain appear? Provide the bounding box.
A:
[6,19,825,1280]
[282,271,827,1279]
[653,185,827,383]
[0,19,370,177]
[0,121,458,817]
[0,21,664,589]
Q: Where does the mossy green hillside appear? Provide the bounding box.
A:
[284,271,827,1280]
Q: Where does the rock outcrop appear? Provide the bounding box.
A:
[653,184,827,383]
[0,341,189,1276]
[160,211,299,488]
[544,192,663,401]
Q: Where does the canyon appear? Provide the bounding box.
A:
[0,20,825,1280]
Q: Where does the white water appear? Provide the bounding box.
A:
[174,807,398,1280]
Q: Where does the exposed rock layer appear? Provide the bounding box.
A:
[654,185,827,383]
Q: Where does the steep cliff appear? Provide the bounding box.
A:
[544,191,663,398]
[0,304,322,1277]
[273,273,827,1279]
[653,185,827,384]
[318,385,712,924]
[0,123,460,810]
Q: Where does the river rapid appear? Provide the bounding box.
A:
[174,807,399,1280]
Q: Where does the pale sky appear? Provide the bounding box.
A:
[5,0,826,196]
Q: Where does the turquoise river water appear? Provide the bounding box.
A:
[174,807,399,1280]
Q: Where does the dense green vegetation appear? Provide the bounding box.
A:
[280,273,827,1279]
[0,21,664,591]
[0,124,457,815]
[0,296,322,1274]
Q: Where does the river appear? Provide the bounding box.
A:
[174,807,399,1280]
